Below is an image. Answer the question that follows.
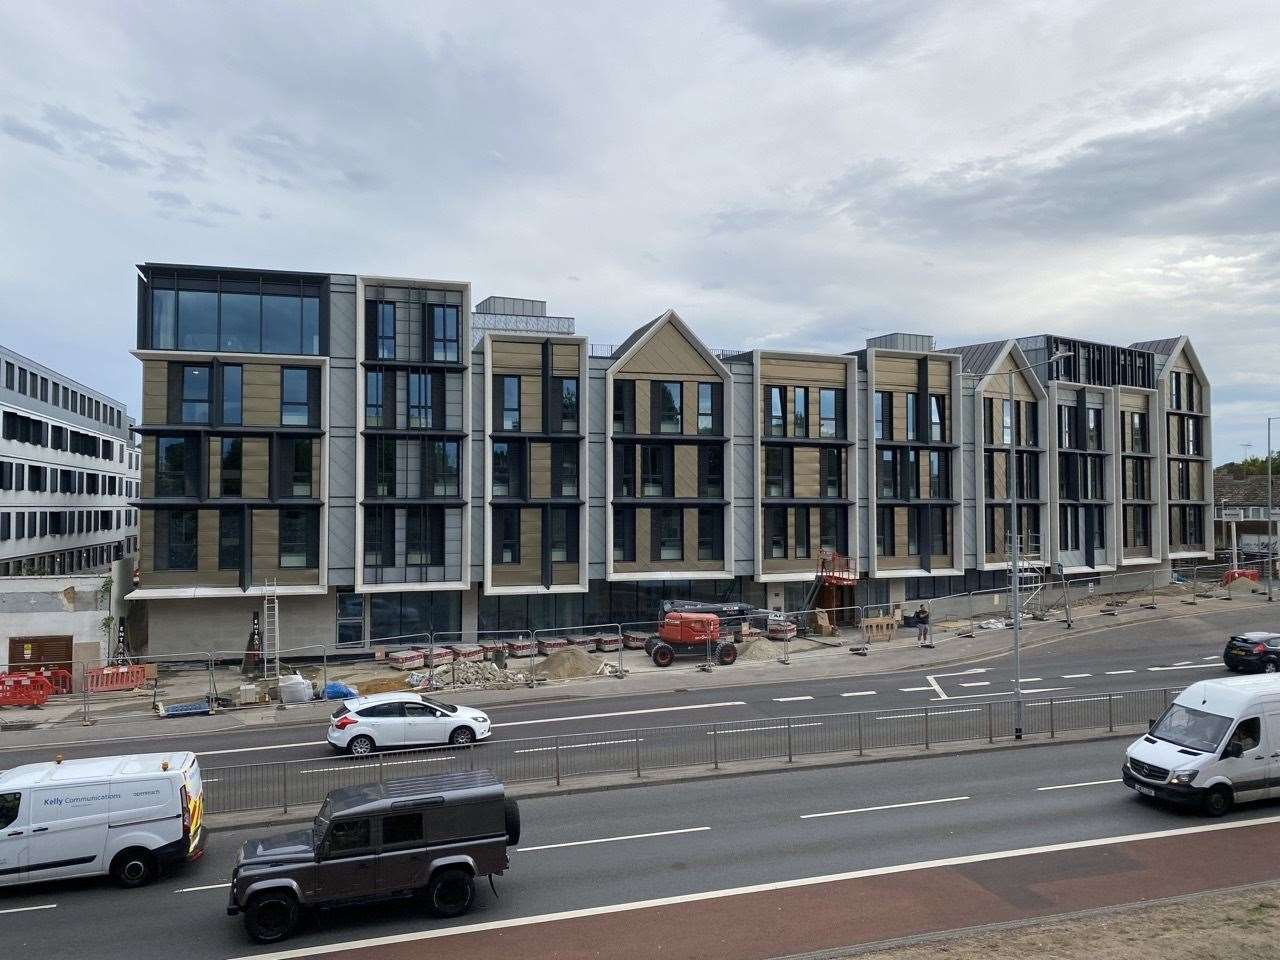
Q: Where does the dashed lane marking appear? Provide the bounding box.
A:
[299,756,455,776]
[0,904,56,915]
[773,696,814,702]
[519,827,710,852]
[175,883,231,893]
[959,681,990,688]
[877,709,980,720]
[1106,670,1136,675]
[1148,663,1221,672]
[493,701,747,728]
[802,796,971,819]
[199,741,325,756]
[840,691,877,697]
[899,686,934,692]
[706,723,823,735]
[1037,779,1122,792]
[1062,673,1092,678]
[513,739,644,755]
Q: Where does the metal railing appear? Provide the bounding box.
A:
[202,685,1178,815]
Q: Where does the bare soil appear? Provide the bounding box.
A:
[848,883,1280,960]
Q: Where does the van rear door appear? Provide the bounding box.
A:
[1267,713,1280,799]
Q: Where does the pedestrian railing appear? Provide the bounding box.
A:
[201,685,1179,815]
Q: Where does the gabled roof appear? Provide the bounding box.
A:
[1130,337,1182,356]
[1212,475,1273,506]
[951,340,1008,376]
[606,309,731,382]
[610,314,665,360]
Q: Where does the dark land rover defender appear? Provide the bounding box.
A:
[227,770,520,943]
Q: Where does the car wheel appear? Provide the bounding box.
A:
[1202,785,1233,818]
[347,734,376,756]
[425,867,475,918]
[716,642,738,666]
[448,726,476,746]
[1265,661,1278,674]
[651,643,675,668]
[110,848,157,888]
[243,891,300,944]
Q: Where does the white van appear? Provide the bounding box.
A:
[1124,675,1280,817]
[0,751,205,888]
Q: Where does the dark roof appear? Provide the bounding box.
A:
[326,769,502,818]
[1130,337,1182,356]
[951,340,1009,375]
[1214,475,1275,506]
[610,312,670,360]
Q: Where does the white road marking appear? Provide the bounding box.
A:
[300,756,454,776]
[514,739,643,755]
[199,741,325,756]
[1106,669,1136,675]
[203,778,220,784]
[1027,695,1120,707]
[706,723,822,735]
[1062,673,1092,679]
[922,667,987,701]
[0,904,56,915]
[1203,655,1219,661]
[1037,779,1123,792]
[840,691,877,697]
[175,882,231,893]
[1147,663,1220,672]
[958,681,990,688]
[224,814,1280,960]
[773,696,813,702]
[1174,661,1192,666]
[877,709,980,720]
[1020,686,1073,694]
[493,701,746,728]
[802,796,971,819]
[519,826,709,852]
[899,686,933,692]
[1020,677,1042,683]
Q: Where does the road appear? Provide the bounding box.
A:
[3,738,1280,960]
[2,604,1268,774]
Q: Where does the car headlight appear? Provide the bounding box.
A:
[1170,770,1199,785]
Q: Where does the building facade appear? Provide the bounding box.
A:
[128,263,1213,653]
[1,345,139,576]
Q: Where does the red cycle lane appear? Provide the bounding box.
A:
[238,817,1280,960]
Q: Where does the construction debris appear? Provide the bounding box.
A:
[531,647,621,680]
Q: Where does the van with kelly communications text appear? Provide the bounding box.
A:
[0,752,205,888]
[1124,675,1280,816]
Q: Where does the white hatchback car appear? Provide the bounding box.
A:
[327,692,492,755]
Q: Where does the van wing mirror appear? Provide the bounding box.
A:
[1223,742,1243,760]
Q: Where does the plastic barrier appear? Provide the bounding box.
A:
[85,664,149,693]
[0,673,55,708]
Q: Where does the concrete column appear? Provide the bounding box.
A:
[460,584,480,637]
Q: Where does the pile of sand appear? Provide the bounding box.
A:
[531,647,609,680]
[737,637,780,661]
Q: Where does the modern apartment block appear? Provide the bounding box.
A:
[1,345,139,576]
[128,263,1212,653]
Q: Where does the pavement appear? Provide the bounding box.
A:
[5,738,1280,960]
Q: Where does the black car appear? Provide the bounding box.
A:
[1222,632,1280,673]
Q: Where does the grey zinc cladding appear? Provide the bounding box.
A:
[865,332,936,352]
[951,340,1008,376]
[327,275,359,586]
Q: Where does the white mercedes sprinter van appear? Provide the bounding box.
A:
[0,751,205,888]
[1124,675,1280,817]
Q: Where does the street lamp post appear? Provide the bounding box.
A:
[1269,418,1279,602]
[1008,349,1071,741]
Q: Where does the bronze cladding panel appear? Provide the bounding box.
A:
[207,437,221,499]
[675,445,698,498]
[895,506,911,557]
[520,376,543,432]
[614,507,652,575]
[682,507,724,571]
[793,448,819,498]
[875,357,918,390]
[1189,462,1204,499]
[927,359,952,392]
[682,383,699,437]
[141,437,156,498]
[252,508,319,586]
[619,323,717,378]
[139,510,155,574]
[991,450,1009,498]
[530,443,551,499]
[242,363,282,428]
[987,357,1036,400]
[759,357,845,386]
[1119,391,1148,413]
[142,360,167,424]
[492,340,542,375]
[492,508,542,587]
[551,343,580,377]
[633,380,651,434]
[551,561,580,586]
[242,438,270,499]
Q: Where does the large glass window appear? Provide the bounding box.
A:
[550,507,578,562]
[697,507,722,561]
[612,380,635,434]
[156,437,192,497]
[181,365,210,424]
[365,371,384,427]
[552,442,578,497]
[557,378,579,432]
[1000,399,1013,445]
[698,445,723,498]
[793,387,808,438]
[492,441,518,497]
[152,288,177,349]
[156,509,197,570]
[375,302,396,359]
[874,391,891,440]
[429,440,460,496]
[177,290,217,350]
[1086,407,1104,450]
[373,437,396,497]
[878,448,898,499]
[429,305,460,362]
[697,382,719,435]
[641,446,668,497]
[494,507,520,564]
[653,508,683,561]
[930,509,950,555]
[928,450,949,499]
[281,368,314,426]
[657,382,682,433]
[262,293,318,355]
[1058,404,1077,448]
[408,372,431,428]
[364,506,389,566]
[819,388,844,438]
[876,506,894,556]
[613,507,635,562]
[221,365,242,425]
[405,507,442,566]
[279,508,317,568]
[285,437,313,497]
[765,446,790,497]
[929,394,946,443]
[821,448,842,498]
[766,386,785,437]
[220,292,261,352]
[766,507,787,558]
[820,506,846,554]
[499,376,520,431]
[220,438,242,497]
[795,505,811,558]
[219,510,243,569]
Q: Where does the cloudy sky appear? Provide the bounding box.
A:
[1,1,1277,463]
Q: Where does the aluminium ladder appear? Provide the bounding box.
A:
[262,579,281,678]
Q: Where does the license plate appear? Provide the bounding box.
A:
[1136,785,1155,796]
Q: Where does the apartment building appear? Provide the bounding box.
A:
[1,345,139,576]
[128,262,1212,653]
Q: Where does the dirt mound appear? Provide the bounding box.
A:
[532,646,608,680]
[737,637,780,661]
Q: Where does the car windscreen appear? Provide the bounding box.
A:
[1150,704,1232,753]
[421,698,458,714]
